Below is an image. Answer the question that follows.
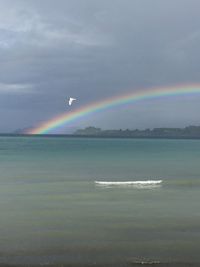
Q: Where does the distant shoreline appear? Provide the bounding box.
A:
[72,126,200,139]
[4,125,200,139]
[2,133,200,140]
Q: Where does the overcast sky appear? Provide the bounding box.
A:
[0,0,200,133]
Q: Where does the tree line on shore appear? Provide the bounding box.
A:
[74,125,200,138]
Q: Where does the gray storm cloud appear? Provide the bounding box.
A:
[0,0,200,132]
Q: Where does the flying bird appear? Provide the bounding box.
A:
[68,97,76,106]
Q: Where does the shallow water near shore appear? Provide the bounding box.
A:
[0,136,200,266]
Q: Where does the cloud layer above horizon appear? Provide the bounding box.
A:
[1,0,200,132]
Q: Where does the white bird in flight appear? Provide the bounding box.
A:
[68,97,76,106]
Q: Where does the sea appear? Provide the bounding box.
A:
[0,136,200,267]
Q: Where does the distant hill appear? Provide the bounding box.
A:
[74,126,200,139]
[13,127,32,134]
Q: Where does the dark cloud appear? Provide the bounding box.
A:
[0,0,200,132]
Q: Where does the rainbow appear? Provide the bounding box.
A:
[27,83,200,134]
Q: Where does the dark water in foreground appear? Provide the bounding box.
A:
[0,136,200,266]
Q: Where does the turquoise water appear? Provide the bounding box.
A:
[0,136,200,266]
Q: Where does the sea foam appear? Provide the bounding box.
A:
[95,180,162,188]
[95,180,162,185]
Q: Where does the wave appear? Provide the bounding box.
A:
[95,180,162,189]
[95,180,162,185]
[128,259,197,266]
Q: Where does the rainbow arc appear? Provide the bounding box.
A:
[27,84,200,134]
